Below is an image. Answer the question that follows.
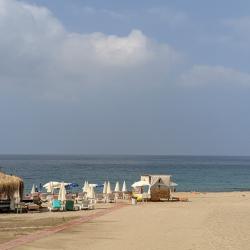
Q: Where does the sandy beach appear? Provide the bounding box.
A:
[0,191,249,250]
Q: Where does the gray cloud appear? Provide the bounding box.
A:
[2,0,250,100]
[0,0,183,101]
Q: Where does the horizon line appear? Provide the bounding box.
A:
[0,153,250,157]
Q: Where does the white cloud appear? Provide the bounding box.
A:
[1,0,250,102]
[0,0,182,99]
[180,65,250,86]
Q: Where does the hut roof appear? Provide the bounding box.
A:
[0,172,24,198]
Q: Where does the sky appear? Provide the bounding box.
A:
[0,0,250,155]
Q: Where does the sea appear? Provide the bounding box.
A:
[1,155,250,194]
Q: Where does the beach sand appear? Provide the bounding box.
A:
[0,203,116,245]
[1,192,250,250]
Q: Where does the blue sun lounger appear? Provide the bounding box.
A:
[49,199,62,211]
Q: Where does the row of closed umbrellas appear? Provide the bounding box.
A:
[83,180,127,194]
[57,180,128,202]
[30,181,128,202]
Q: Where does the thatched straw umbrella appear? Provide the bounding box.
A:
[0,171,24,200]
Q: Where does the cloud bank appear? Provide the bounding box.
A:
[0,0,250,101]
[0,0,183,100]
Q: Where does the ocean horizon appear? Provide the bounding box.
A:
[1,154,250,194]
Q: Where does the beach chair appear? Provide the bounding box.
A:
[66,194,73,200]
[95,194,105,203]
[88,199,95,210]
[75,192,84,203]
[142,193,150,203]
[80,199,90,210]
[115,192,123,200]
[49,199,62,212]
[39,193,48,203]
[123,192,132,200]
[107,193,116,203]
[27,203,40,213]
[65,200,74,211]
[32,194,42,206]
[0,200,11,212]
[80,199,96,210]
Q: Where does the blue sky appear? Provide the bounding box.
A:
[0,0,250,155]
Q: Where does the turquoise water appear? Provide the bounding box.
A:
[1,155,250,193]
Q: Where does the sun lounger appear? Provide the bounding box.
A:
[80,199,90,210]
[27,203,40,213]
[142,193,150,202]
[96,194,105,203]
[49,199,62,211]
[65,200,74,211]
[114,192,123,200]
[123,192,132,200]
[0,200,11,212]
[66,194,73,200]
[39,193,48,202]
[75,192,84,203]
[88,199,95,210]
[79,199,95,210]
[32,194,42,206]
[107,193,116,203]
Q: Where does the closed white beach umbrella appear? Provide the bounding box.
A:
[87,186,95,199]
[48,182,54,194]
[58,182,66,202]
[86,181,89,191]
[83,181,89,192]
[31,184,35,194]
[82,181,88,192]
[107,181,112,194]
[49,182,54,194]
[148,185,151,195]
[122,181,127,192]
[114,181,120,192]
[103,181,107,194]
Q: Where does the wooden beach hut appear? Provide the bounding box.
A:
[141,175,171,201]
[0,172,24,211]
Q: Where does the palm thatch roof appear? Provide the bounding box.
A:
[0,172,24,198]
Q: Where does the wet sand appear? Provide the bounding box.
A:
[1,192,250,250]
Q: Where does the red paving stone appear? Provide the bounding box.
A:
[0,203,127,250]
